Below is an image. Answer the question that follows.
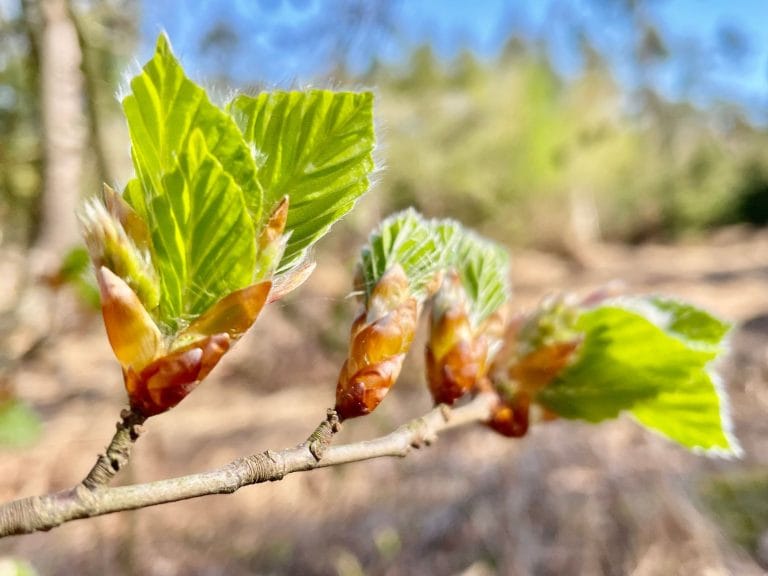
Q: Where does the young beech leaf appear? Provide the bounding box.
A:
[535,299,738,454]
[358,209,446,303]
[631,371,735,454]
[616,296,730,351]
[123,34,262,222]
[229,90,375,271]
[451,229,511,326]
[150,131,256,325]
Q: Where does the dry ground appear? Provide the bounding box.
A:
[1,229,767,576]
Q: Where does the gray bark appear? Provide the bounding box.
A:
[34,0,86,265]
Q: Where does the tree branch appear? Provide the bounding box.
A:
[0,393,496,538]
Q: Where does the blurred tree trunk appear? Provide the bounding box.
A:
[1,0,87,385]
[33,0,86,267]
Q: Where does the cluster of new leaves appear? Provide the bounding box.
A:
[488,295,738,453]
[336,210,510,419]
[82,34,738,456]
[338,211,739,454]
[81,35,375,417]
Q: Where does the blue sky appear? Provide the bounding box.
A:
[139,0,768,121]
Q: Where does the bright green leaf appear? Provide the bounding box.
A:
[150,131,256,326]
[535,302,737,453]
[58,246,91,281]
[620,296,731,351]
[230,90,375,270]
[0,399,41,448]
[430,219,463,255]
[701,471,768,555]
[631,371,736,453]
[123,34,262,222]
[451,229,511,325]
[359,209,446,302]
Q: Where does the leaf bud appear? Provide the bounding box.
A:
[425,272,488,405]
[335,265,418,420]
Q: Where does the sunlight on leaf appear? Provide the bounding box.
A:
[451,229,511,326]
[149,131,256,324]
[123,34,263,223]
[230,89,375,270]
[535,299,737,454]
[358,209,445,302]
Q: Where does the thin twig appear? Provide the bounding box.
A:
[0,393,496,538]
[82,408,147,489]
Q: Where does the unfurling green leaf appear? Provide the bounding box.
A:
[535,298,737,454]
[230,89,375,270]
[81,33,381,417]
[80,198,159,311]
[451,230,511,326]
[122,34,263,223]
[149,131,256,326]
[358,209,445,302]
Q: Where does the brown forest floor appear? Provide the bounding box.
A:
[1,228,768,576]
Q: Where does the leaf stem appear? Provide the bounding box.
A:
[82,408,146,489]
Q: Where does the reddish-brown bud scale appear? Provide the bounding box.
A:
[183,281,271,341]
[335,265,417,420]
[508,341,581,391]
[335,356,405,420]
[97,266,271,417]
[426,338,487,405]
[258,196,289,250]
[335,299,417,420]
[488,392,530,438]
[486,308,582,438]
[125,334,230,416]
[97,266,162,371]
[425,271,489,405]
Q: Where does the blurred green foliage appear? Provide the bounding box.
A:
[0,0,136,247]
[2,5,768,251]
[0,399,41,448]
[365,41,768,246]
[0,557,38,576]
[701,470,768,565]
[0,3,41,245]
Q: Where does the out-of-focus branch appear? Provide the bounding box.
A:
[0,393,496,538]
[65,0,113,187]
